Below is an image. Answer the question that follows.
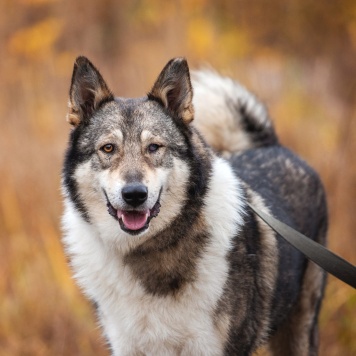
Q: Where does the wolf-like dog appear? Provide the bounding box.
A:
[62,56,327,355]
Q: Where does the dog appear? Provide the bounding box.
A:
[61,56,327,355]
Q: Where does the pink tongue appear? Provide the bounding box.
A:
[120,210,149,230]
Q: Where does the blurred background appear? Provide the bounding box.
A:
[0,0,355,355]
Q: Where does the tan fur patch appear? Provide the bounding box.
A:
[214,312,232,346]
[66,100,81,126]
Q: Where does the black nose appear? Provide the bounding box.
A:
[122,184,148,207]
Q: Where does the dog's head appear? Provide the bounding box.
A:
[63,57,198,246]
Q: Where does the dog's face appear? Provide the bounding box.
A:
[63,57,195,246]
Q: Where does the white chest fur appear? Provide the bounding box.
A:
[62,158,244,355]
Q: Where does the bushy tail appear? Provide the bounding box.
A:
[191,70,278,155]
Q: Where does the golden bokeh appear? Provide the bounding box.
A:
[0,1,355,355]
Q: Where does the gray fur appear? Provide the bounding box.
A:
[62,57,327,355]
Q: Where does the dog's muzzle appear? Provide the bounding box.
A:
[104,187,161,236]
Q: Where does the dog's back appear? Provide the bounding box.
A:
[193,70,327,355]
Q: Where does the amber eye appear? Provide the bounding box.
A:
[101,144,114,153]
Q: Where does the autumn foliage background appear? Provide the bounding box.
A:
[0,0,355,355]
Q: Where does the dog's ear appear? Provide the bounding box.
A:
[148,58,194,125]
[67,56,114,127]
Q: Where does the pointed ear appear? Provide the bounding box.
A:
[148,58,194,124]
[67,56,114,127]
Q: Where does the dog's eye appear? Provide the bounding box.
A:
[101,144,115,153]
[148,144,161,153]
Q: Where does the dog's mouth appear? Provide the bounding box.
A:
[105,193,161,236]
[118,210,151,231]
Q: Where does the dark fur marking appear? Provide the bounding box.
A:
[147,92,165,108]
[63,126,94,222]
[229,145,327,341]
[236,101,278,147]
[215,206,267,355]
[124,130,213,296]
[124,217,210,296]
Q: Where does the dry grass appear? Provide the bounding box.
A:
[1,1,355,355]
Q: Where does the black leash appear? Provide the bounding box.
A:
[247,203,356,289]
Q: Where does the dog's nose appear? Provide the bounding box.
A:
[122,184,148,207]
